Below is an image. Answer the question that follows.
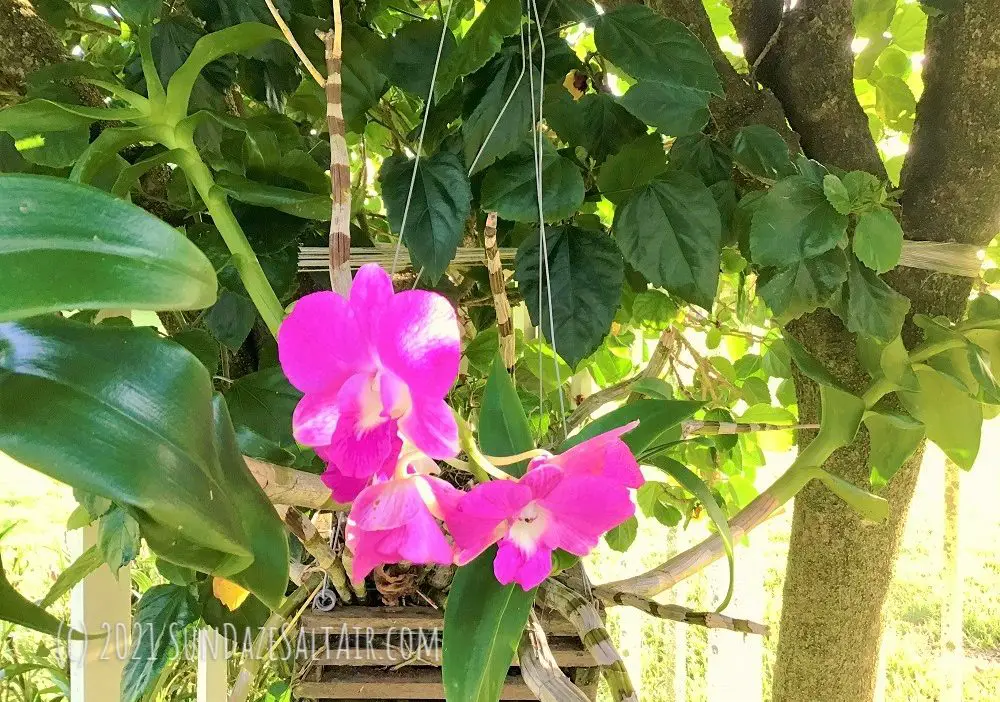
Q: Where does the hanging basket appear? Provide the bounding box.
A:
[294,606,600,700]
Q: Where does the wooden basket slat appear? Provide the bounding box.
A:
[308,638,597,668]
[295,668,536,700]
[301,607,577,638]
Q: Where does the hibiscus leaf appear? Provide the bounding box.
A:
[434,0,523,99]
[122,585,199,702]
[618,81,710,136]
[514,225,624,368]
[480,354,534,477]
[380,151,473,282]
[835,256,910,343]
[863,410,925,486]
[597,132,668,204]
[545,89,646,163]
[379,19,456,99]
[480,141,585,223]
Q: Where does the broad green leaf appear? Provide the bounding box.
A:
[224,367,301,448]
[731,125,794,181]
[631,289,679,331]
[739,404,796,425]
[784,334,855,392]
[857,335,919,391]
[637,482,683,525]
[841,170,886,212]
[204,290,256,349]
[613,173,722,309]
[853,206,903,273]
[435,0,522,98]
[560,398,703,456]
[605,516,638,552]
[597,133,668,204]
[115,0,162,26]
[172,328,221,375]
[545,89,646,163]
[863,411,924,486]
[463,48,537,173]
[618,81,710,136]
[667,133,732,185]
[875,75,916,131]
[0,99,144,133]
[749,175,849,268]
[968,343,1000,404]
[122,585,199,702]
[165,23,285,120]
[878,46,912,77]
[14,126,90,168]
[898,365,982,469]
[380,151,473,282]
[39,546,104,609]
[380,19,457,98]
[514,225,623,368]
[480,354,534,477]
[854,0,896,38]
[0,317,286,606]
[890,3,928,51]
[816,384,867,449]
[342,24,389,131]
[0,175,217,320]
[837,256,910,343]
[215,171,330,220]
[629,377,676,400]
[823,174,853,215]
[98,506,142,575]
[0,553,81,639]
[757,248,849,320]
[646,454,734,610]
[594,6,722,95]
[480,142,585,223]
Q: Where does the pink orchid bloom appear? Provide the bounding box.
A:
[277,264,461,501]
[545,420,643,488]
[345,451,460,581]
[443,430,642,590]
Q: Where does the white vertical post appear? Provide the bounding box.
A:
[706,549,764,702]
[670,528,688,702]
[70,524,131,702]
[198,628,229,702]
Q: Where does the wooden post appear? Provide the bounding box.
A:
[198,627,229,701]
[69,524,131,701]
[941,458,963,702]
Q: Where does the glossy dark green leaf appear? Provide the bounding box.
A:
[604,516,638,552]
[758,248,849,320]
[342,24,389,131]
[435,0,522,98]
[0,552,81,639]
[122,585,199,702]
[380,151,473,281]
[0,317,287,606]
[898,365,982,469]
[480,142,585,223]
[381,20,456,98]
[749,175,849,268]
[618,81,710,136]
[172,329,221,375]
[597,133,668,204]
[0,175,217,320]
[480,355,534,477]
[545,89,646,163]
[204,290,257,349]
[612,173,722,309]
[836,256,910,343]
[594,6,722,95]
[667,133,732,186]
[731,125,794,181]
[225,367,302,448]
[515,225,623,368]
[853,206,903,273]
[863,410,924,486]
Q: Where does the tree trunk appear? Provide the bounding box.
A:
[0,0,67,106]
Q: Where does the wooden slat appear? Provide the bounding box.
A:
[296,668,536,700]
[301,607,577,637]
[308,638,597,668]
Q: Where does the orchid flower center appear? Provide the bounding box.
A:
[356,371,413,432]
[508,501,550,555]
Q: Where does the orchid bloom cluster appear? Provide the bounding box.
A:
[278,264,644,590]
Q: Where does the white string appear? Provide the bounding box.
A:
[526,0,567,434]
[391,1,456,275]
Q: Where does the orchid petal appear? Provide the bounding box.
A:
[278,292,369,393]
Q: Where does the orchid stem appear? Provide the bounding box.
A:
[484,448,550,466]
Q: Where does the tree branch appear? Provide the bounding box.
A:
[600,591,769,636]
[518,612,593,702]
[245,456,346,510]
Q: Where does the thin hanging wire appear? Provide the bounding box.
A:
[390,1,456,275]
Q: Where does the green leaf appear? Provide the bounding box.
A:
[837,256,910,343]
[875,75,916,132]
[637,482,683,525]
[604,516,638,552]
[165,23,285,120]
[172,328,221,375]
[342,24,389,131]
[545,89,646,163]
[115,0,163,26]
[0,175,217,320]
[380,19,457,98]
[854,0,896,38]
[784,335,854,393]
[898,365,981,469]
[0,99,144,133]
[122,585,199,702]
[224,367,301,448]
[631,289,679,331]
[594,6,722,95]
[822,174,853,215]
[204,290,256,349]
[39,546,104,609]
[890,3,928,51]
[618,81,710,136]
[841,170,886,212]
[215,171,330,220]
[757,248,849,320]
[435,0,522,98]
[560,398,703,457]
[816,384,867,449]
[731,125,793,181]
[853,206,903,273]
[749,175,849,268]
[613,173,722,309]
[15,126,90,168]
[463,48,537,173]
[629,377,676,400]
[443,548,536,702]
[740,404,796,424]
[863,411,924,486]
[480,142,585,223]
[646,454,734,610]
[857,335,919,391]
[514,225,624,368]
[380,151,473,282]
[597,133,668,204]
[803,467,888,521]
[0,317,287,607]
[98,506,142,575]
[480,354,534,477]
[667,133,732,185]
[0,552,81,639]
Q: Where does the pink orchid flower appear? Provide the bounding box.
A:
[443,428,643,590]
[345,449,460,581]
[277,264,461,501]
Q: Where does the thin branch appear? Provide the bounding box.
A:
[518,612,592,702]
[276,506,354,603]
[601,591,769,636]
[748,0,790,87]
[263,0,325,87]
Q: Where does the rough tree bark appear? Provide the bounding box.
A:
[0,0,67,106]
